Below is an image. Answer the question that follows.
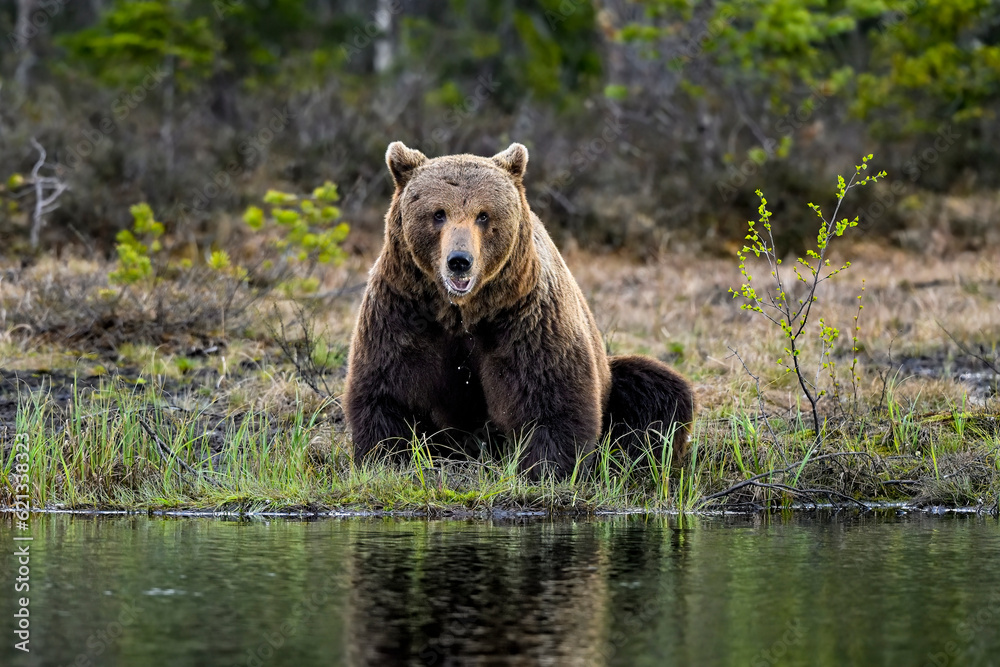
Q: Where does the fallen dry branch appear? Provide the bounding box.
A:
[136,413,223,488]
[713,479,870,510]
[697,451,885,510]
[937,321,1000,378]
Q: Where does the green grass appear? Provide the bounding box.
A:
[2,375,998,515]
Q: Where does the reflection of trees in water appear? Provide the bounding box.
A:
[10,515,1000,665]
[339,513,1000,665]
[342,517,692,665]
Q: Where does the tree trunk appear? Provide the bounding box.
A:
[161,54,176,175]
[374,0,394,73]
[13,0,38,89]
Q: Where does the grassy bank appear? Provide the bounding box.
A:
[2,374,998,514]
[2,246,999,514]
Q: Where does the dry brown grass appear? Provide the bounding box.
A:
[564,243,1000,415]
[3,243,998,424]
[1,243,998,512]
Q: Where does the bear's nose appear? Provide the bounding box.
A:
[447,251,473,274]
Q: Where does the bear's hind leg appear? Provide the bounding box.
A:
[603,355,695,469]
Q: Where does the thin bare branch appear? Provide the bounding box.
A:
[27,137,70,250]
[137,413,223,488]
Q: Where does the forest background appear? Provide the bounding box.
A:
[2,0,998,257]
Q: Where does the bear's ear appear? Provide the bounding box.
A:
[491,143,528,180]
[386,142,428,188]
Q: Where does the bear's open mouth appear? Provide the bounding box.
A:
[446,276,474,294]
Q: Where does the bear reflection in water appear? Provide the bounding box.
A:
[345,142,694,478]
[343,519,690,665]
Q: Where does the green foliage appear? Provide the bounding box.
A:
[401,0,602,111]
[0,174,24,225]
[854,0,1000,134]
[604,84,629,100]
[109,204,164,286]
[310,340,348,372]
[243,182,349,294]
[60,0,219,90]
[730,155,886,436]
[622,0,1000,135]
[9,0,994,255]
[623,0,861,95]
[109,202,247,287]
[200,0,318,84]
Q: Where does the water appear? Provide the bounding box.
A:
[2,512,999,666]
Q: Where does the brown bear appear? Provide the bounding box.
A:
[344,141,694,478]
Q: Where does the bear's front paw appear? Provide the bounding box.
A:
[517,426,584,481]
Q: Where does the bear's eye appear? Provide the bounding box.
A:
[476,212,489,225]
[433,210,446,224]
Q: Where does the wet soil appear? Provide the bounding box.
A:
[889,351,999,405]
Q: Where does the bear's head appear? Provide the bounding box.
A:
[386,141,529,302]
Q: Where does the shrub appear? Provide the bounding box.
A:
[242,181,349,296]
[731,154,886,438]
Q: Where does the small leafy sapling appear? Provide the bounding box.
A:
[244,183,350,390]
[109,203,166,286]
[242,181,349,295]
[107,202,249,338]
[109,202,248,287]
[731,155,886,438]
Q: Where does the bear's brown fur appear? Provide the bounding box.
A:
[344,141,694,478]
